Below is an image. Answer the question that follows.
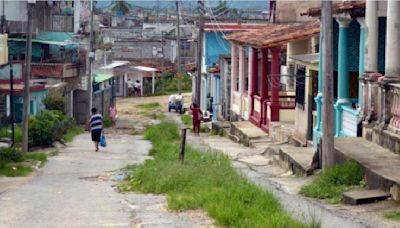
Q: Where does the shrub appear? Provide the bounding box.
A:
[28,110,75,147]
[43,92,66,114]
[0,147,24,163]
[103,116,112,128]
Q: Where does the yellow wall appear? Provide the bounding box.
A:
[0,34,8,65]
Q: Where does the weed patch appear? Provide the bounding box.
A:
[384,211,400,220]
[64,126,85,142]
[0,148,47,176]
[181,114,192,126]
[120,121,306,227]
[136,102,164,120]
[300,160,363,204]
[24,152,48,167]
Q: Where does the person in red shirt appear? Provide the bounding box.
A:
[190,103,203,136]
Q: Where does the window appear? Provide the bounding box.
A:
[295,65,306,109]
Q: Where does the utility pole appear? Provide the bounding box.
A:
[22,1,34,152]
[195,0,204,106]
[9,63,14,147]
[87,0,94,119]
[321,0,335,169]
[176,0,182,93]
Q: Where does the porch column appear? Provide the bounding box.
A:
[334,17,352,136]
[261,48,269,125]
[336,17,352,103]
[230,43,238,109]
[261,49,269,100]
[365,0,378,72]
[358,18,366,106]
[249,47,258,116]
[314,26,323,134]
[238,45,246,94]
[385,0,400,78]
[270,47,280,121]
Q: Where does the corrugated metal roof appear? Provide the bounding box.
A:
[204,22,267,32]
[224,20,320,49]
[8,38,73,46]
[93,73,113,84]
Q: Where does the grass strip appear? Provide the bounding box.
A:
[0,126,23,143]
[120,121,307,227]
[64,126,85,142]
[0,148,48,177]
[300,160,363,204]
[136,102,164,120]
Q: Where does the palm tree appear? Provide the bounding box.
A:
[109,1,132,16]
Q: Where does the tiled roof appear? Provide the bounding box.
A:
[224,20,320,49]
[300,1,365,17]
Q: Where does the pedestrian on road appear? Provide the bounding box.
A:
[109,103,117,126]
[190,103,202,136]
[90,108,103,152]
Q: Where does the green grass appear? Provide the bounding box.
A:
[136,102,161,110]
[120,121,307,227]
[103,116,112,128]
[384,211,400,220]
[63,126,85,142]
[136,102,164,120]
[0,147,48,176]
[0,126,23,143]
[300,160,363,204]
[0,160,33,177]
[181,114,192,126]
[24,152,48,168]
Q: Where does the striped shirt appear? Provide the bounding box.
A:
[90,114,103,131]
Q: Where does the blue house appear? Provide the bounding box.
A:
[200,23,266,120]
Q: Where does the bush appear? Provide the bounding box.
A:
[0,147,24,163]
[43,92,66,114]
[0,126,22,143]
[28,110,75,147]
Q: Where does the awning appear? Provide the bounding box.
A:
[131,66,158,72]
[99,61,129,70]
[93,73,113,84]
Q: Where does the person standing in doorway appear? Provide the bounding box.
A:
[90,108,103,152]
[190,103,202,136]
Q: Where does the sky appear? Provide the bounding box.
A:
[96,1,269,11]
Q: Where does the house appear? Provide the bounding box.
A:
[301,1,367,149]
[354,0,400,154]
[224,21,320,135]
[0,63,47,122]
[198,22,267,115]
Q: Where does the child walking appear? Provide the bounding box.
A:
[90,108,103,152]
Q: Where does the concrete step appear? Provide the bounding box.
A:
[249,137,274,148]
[335,137,400,200]
[343,189,391,205]
[266,145,314,175]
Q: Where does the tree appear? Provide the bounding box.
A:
[109,1,132,15]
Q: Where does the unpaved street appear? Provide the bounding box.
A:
[0,95,213,228]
